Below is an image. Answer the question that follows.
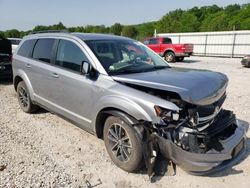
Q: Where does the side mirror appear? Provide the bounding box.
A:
[81,61,90,74]
[81,61,98,79]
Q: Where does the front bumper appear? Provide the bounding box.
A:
[157,121,246,175]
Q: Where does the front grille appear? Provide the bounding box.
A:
[195,93,226,130]
[197,93,226,117]
[200,109,236,137]
[175,110,237,153]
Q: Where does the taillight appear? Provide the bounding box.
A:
[183,44,192,51]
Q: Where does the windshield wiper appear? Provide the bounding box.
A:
[153,65,170,70]
[109,65,170,75]
[109,69,139,75]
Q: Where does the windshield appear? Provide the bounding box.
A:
[85,39,170,75]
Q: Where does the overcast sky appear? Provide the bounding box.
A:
[0,0,248,31]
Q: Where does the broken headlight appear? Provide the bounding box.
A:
[154,105,179,122]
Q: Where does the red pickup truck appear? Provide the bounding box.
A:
[143,37,193,62]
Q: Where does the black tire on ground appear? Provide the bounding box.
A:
[164,51,176,62]
[176,57,184,62]
[103,115,143,172]
[17,81,39,113]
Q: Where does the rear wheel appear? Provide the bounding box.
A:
[164,51,175,62]
[103,116,143,172]
[176,57,184,62]
[17,81,38,113]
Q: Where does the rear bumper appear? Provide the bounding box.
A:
[175,52,193,57]
[157,121,246,175]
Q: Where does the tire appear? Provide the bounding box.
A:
[164,51,175,62]
[176,57,184,62]
[17,81,38,113]
[103,116,143,172]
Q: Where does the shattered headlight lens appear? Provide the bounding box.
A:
[154,105,179,121]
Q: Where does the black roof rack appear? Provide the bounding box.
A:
[28,30,69,35]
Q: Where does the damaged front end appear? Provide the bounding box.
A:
[137,91,246,176]
[113,69,246,177]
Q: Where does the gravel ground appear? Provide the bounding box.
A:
[0,56,249,188]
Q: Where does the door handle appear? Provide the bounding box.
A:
[25,64,31,68]
[51,73,59,78]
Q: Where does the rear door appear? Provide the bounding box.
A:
[27,38,57,101]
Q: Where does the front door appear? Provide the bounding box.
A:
[38,39,96,130]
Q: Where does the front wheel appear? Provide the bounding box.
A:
[164,51,175,62]
[103,116,143,172]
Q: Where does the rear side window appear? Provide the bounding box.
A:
[17,39,37,58]
[149,38,159,45]
[162,38,172,44]
[33,39,55,63]
[55,40,87,72]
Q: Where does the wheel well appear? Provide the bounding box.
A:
[95,107,138,139]
[14,76,23,91]
[163,50,175,57]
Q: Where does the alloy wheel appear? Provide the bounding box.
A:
[107,123,132,162]
[18,87,29,108]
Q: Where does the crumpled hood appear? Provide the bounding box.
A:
[112,67,228,105]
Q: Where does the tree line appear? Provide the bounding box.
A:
[0,4,249,40]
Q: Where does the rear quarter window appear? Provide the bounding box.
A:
[17,39,37,58]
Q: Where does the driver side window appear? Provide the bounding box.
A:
[56,40,89,72]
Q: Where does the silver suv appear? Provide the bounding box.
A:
[12,32,246,175]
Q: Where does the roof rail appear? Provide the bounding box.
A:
[28,30,69,35]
